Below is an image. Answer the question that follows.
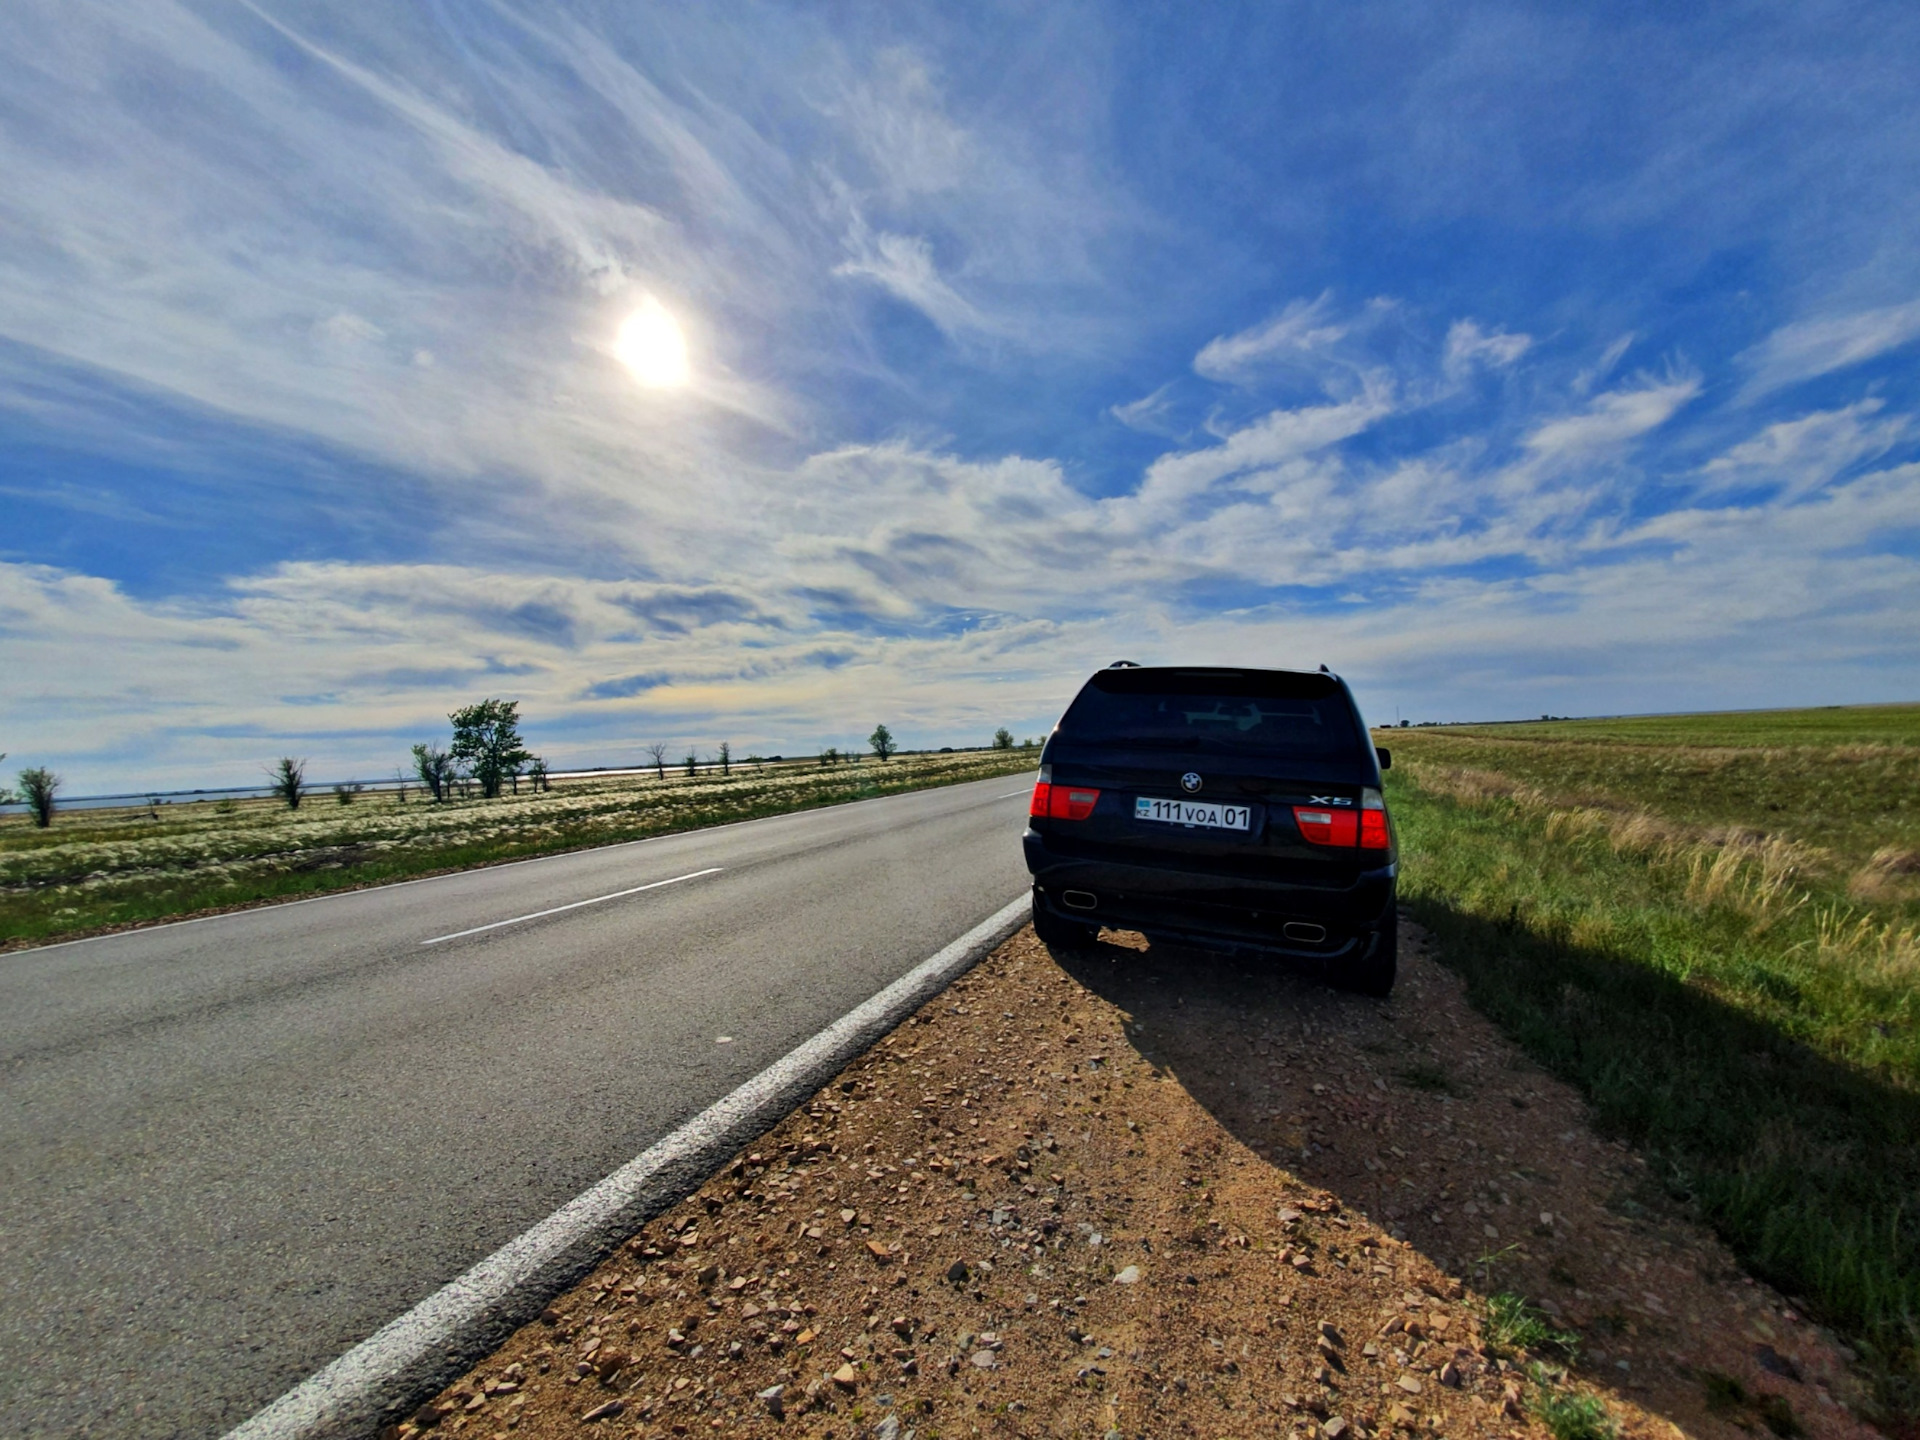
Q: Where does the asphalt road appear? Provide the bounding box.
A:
[0,772,1036,1439]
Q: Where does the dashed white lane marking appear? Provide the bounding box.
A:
[419,868,724,946]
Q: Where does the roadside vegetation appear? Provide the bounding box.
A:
[0,748,1036,949]
[1382,703,1920,1420]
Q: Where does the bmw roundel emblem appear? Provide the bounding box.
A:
[1181,771,1203,794]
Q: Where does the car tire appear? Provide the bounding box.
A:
[1339,920,1398,997]
[1031,890,1100,951]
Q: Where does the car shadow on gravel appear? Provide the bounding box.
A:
[1046,908,1911,1440]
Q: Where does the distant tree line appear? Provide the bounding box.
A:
[3,715,1035,829]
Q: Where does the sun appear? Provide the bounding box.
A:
[615,298,690,388]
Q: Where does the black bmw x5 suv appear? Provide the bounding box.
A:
[1022,663,1399,995]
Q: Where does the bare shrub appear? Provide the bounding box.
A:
[18,766,60,828]
[267,757,306,810]
[411,743,455,802]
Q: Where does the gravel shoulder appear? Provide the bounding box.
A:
[395,920,1882,1440]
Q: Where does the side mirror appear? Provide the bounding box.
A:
[1375,746,1392,771]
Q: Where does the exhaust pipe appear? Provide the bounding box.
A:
[1283,921,1327,943]
[1061,890,1099,911]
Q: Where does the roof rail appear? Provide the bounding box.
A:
[1108,659,1142,668]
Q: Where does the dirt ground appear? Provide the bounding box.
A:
[393,920,1883,1440]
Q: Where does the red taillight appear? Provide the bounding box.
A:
[1293,788,1392,851]
[1292,806,1358,847]
[1360,808,1390,849]
[1361,786,1391,850]
[1053,786,1100,820]
[1030,767,1100,822]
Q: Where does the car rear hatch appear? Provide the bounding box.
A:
[1030,668,1389,888]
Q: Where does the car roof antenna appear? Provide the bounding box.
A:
[1319,663,1330,673]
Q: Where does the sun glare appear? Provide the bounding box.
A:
[615,298,691,388]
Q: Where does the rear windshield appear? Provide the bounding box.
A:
[1057,668,1363,758]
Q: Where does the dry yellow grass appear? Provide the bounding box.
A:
[1849,846,1920,905]
[1410,763,1822,929]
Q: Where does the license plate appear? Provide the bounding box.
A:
[1134,796,1252,830]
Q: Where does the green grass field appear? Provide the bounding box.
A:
[1383,704,1920,1419]
[0,750,1039,949]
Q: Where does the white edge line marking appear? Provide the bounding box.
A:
[996,788,1032,798]
[419,868,723,946]
[225,891,1032,1440]
[17,771,1039,956]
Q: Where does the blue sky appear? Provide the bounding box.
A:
[4,2,1919,791]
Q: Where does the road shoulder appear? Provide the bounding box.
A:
[395,922,1880,1440]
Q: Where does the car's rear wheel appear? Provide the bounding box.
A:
[1338,919,1398,997]
[1031,889,1100,951]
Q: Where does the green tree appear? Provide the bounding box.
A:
[448,699,532,799]
[992,727,1014,750]
[528,756,549,792]
[684,749,699,777]
[18,766,60,828]
[718,740,731,776]
[869,723,897,762]
[267,757,306,810]
[411,742,454,801]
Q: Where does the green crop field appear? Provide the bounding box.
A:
[1382,703,1920,1419]
[0,750,1039,950]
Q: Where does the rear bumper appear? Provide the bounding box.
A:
[1024,828,1395,959]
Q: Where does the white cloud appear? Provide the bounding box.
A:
[1700,398,1907,498]
[812,43,1129,355]
[831,48,975,200]
[1192,293,1347,383]
[1442,318,1531,379]
[832,221,995,339]
[1521,373,1700,460]
[1131,384,1395,517]
[1109,383,1182,437]
[314,313,386,347]
[1572,334,1634,394]
[1739,299,1920,399]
